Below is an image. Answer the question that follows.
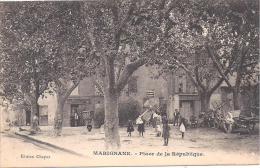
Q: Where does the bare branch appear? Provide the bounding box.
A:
[206,44,233,88]
[63,80,80,100]
[194,66,206,91]
[116,58,145,92]
[235,46,249,87]
[116,58,126,81]
[113,0,138,50]
[177,63,199,89]
[209,68,231,95]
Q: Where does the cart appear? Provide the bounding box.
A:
[233,114,259,134]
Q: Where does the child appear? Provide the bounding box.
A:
[127,120,134,137]
[162,119,170,146]
[136,116,145,137]
[86,118,93,132]
[156,124,162,137]
[179,117,186,139]
[138,122,145,137]
[154,113,162,137]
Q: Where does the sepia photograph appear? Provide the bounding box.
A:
[0,0,259,167]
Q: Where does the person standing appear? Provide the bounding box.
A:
[190,114,198,128]
[173,110,177,126]
[86,118,93,132]
[156,124,162,137]
[224,111,234,133]
[179,117,186,139]
[74,112,79,127]
[162,116,170,146]
[154,113,162,137]
[136,116,145,137]
[127,120,134,137]
[30,114,39,135]
[173,109,180,126]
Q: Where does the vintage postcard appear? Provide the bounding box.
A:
[0,0,259,167]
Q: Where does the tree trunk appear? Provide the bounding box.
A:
[30,100,38,124]
[54,94,65,136]
[30,98,39,133]
[31,102,37,117]
[53,81,80,136]
[104,87,120,149]
[200,92,211,113]
[233,88,240,110]
[35,101,39,125]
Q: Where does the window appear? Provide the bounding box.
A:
[179,83,183,93]
[146,90,155,97]
[85,99,91,104]
[193,86,198,93]
[128,76,138,94]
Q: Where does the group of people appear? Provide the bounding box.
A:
[126,110,187,146]
[162,113,186,144]
[127,116,145,137]
[196,109,234,130]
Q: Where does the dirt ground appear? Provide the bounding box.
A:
[24,124,259,152]
[1,125,260,167]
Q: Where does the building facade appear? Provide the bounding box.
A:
[167,69,201,121]
[5,63,258,127]
[61,65,169,127]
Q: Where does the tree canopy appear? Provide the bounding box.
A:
[0,0,258,147]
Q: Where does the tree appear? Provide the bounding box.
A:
[158,0,258,112]
[195,0,259,110]
[171,51,233,113]
[118,98,141,126]
[1,2,98,135]
[145,1,223,113]
[0,2,55,125]
[79,0,187,148]
[39,2,97,136]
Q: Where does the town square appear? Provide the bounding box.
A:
[0,0,259,167]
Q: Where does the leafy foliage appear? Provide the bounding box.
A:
[118,98,141,126]
[0,2,55,103]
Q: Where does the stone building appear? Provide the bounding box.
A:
[6,63,258,127]
[61,65,169,127]
[167,69,201,121]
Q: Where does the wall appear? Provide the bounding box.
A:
[63,96,104,127]
[38,95,57,126]
[171,69,197,94]
[120,65,169,109]
[78,77,95,96]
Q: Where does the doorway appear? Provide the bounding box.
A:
[70,104,79,127]
[70,104,86,127]
[180,101,194,119]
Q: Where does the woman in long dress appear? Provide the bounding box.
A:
[162,119,170,146]
[179,117,186,139]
